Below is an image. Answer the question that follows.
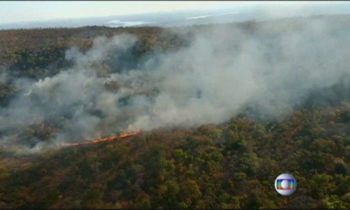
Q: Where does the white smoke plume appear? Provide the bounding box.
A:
[1,15,350,153]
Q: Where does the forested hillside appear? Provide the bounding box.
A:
[1,15,350,209]
[1,105,350,209]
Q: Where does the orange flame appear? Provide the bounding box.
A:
[62,130,141,148]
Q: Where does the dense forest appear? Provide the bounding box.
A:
[1,105,350,209]
[1,15,350,209]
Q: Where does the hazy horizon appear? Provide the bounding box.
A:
[1,1,350,30]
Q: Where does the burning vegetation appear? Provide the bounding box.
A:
[62,130,141,147]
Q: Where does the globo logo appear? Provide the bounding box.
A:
[275,173,297,196]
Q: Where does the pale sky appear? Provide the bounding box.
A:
[0,1,258,24]
[0,1,345,25]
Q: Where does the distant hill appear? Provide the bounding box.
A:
[0,26,163,66]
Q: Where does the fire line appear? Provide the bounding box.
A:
[62,130,141,147]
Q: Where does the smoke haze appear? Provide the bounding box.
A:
[1,16,350,153]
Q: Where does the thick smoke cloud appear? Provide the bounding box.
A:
[1,16,350,153]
